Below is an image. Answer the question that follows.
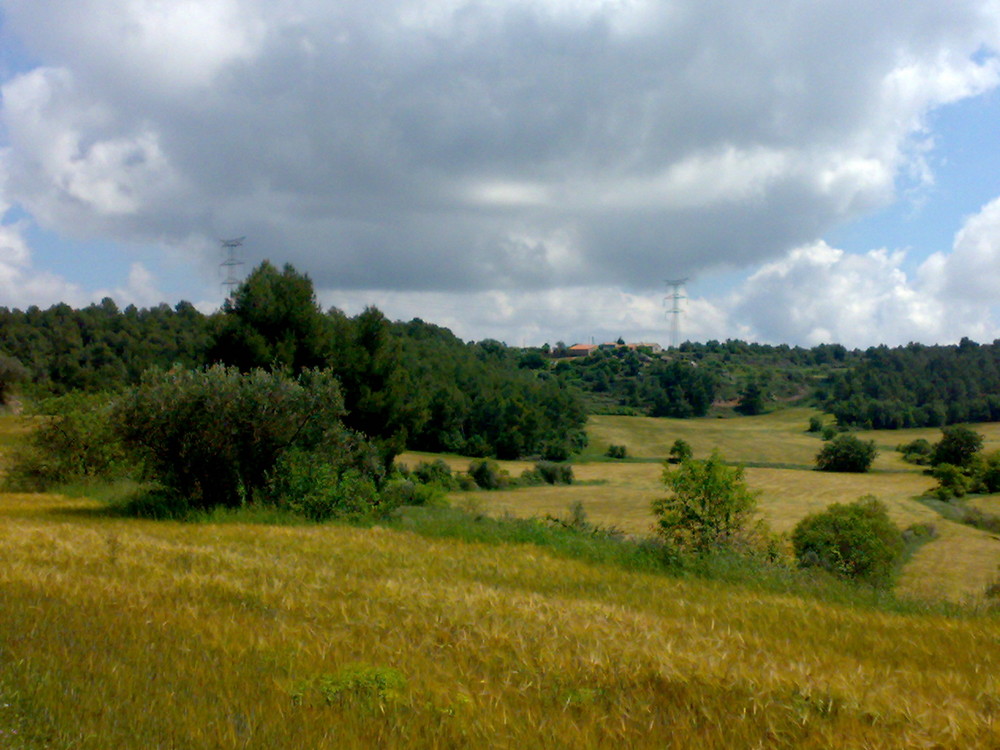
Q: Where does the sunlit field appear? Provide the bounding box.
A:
[1,492,999,748]
[2,412,1000,747]
[431,410,1000,602]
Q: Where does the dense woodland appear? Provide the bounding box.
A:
[0,262,587,462]
[820,339,1000,428]
[3,262,1000,449]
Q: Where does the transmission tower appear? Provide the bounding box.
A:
[220,236,246,298]
[664,278,688,349]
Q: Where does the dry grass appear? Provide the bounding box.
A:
[1,492,999,748]
[437,411,1000,603]
[3,414,1000,746]
[586,408,824,465]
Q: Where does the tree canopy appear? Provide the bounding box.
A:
[652,452,759,552]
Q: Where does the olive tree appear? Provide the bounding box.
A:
[113,366,374,513]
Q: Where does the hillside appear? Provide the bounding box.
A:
[1,491,999,748]
[429,408,1000,601]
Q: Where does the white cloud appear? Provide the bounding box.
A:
[726,242,944,346]
[0,0,998,297]
[0,216,88,307]
[716,192,1000,347]
[924,195,1000,302]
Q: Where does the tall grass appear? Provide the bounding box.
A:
[2,493,999,748]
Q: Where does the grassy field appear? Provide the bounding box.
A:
[414,409,1000,602]
[1,492,999,748]
[3,411,1000,746]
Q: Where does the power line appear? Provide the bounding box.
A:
[220,236,245,299]
[664,278,688,349]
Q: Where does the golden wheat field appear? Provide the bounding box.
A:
[432,409,1000,602]
[2,493,1000,748]
[2,410,1000,747]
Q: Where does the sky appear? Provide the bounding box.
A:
[1,1,1000,349]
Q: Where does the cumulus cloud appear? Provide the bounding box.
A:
[1,0,999,303]
[718,194,1000,347]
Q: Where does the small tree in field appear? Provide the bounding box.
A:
[931,425,983,469]
[792,496,904,587]
[652,451,759,552]
[815,434,877,473]
[668,438,693,464]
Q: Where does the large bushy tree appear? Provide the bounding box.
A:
[792,496,904,587]
[210,261,332,372]
[931,425,983,469]
[113,366,365,511]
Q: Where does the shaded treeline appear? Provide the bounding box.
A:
[4,268,1000,433]
[0,262,586,460]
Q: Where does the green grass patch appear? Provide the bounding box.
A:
[387,505,973,617]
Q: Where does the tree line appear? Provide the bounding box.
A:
[5,265,1000,434]
[0,261,587,463]
[819,338,1000,429]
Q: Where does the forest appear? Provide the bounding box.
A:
[0,262,587,464]
[3,260,1000,448]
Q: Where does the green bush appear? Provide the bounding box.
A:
[667,439,692,464]
[266,448,387,521]
[113,366,377,514]
[412,459,457,489]
[652,451,759,552]
[380,477,448,508]
[605,444,627,459]
[807,416,823,433]
[815,434,877,473]
[897,438,933,465]
[468,459,509,490]
[791,496,904,587]
[535,460,574,485]
[4,393,132,491]
[930,463,969,500]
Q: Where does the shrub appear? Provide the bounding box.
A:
[266,449,387,521]
[113,366,373,513]
[412,459,457,489]
[897,438,933,465]
[652,451,759,552]
[380,478,448,508]
[807,416,823,433]
[978,451,1000,493]
[821,425,837,441]
[667,438,692,464]
[535,460,574,485]
[605,444,627,459]
[815,434,877,473]
[468,459,509,490]
[930,463,969,500]
[4,393,132,491]
[791,496,904,587]
[518,467,544,486]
